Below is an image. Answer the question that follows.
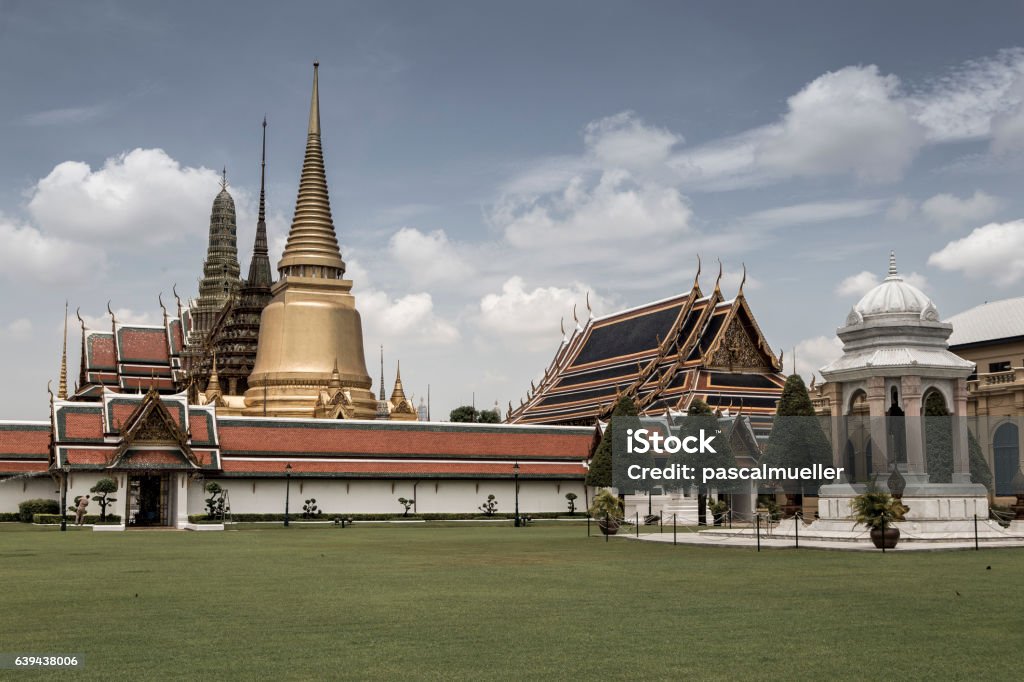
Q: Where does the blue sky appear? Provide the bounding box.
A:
[1,1,1024,419]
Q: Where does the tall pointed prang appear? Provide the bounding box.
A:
[247,117,273,287]
[58,302,68,400]
[277,61,346,279]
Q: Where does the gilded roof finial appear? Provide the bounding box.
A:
[738,263,747,297]
[106,300,116,325]
[172,284,183,320]
[329,358,342,390]
[47,379,54,404]
[693,254,702,291]
[57,301,68,400]
[205,352,222,401]
[586,291,593,320]
[75,307,87,390]
[572,304,578,324]
[714,259,723,295]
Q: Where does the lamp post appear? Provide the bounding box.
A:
[284,463,292,527]
[60,464,69,532]
[513,461,520,527]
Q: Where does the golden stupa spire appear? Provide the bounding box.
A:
[57,301,68,400]
[277,61,346,279]
[205,352,222,400]
[391,360,407,402]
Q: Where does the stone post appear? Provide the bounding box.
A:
[867,376,888,475]
[952,378,971,483]
[901,376,925,475]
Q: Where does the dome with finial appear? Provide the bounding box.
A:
[847,251,938,325]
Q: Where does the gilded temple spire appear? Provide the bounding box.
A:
[247,117,273,288]
[57,302,68,400]
[277,61,346,279]
[391,360,407,402]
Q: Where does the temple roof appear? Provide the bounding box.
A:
[506,272,785,435]
[0,421,51,474]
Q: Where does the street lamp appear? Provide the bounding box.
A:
[60,464,70,532]
[513,461,520,527]
[284,463,292,527]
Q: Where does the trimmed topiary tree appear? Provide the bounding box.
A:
[90,478,118,522]
[924,392,993,492]
[586,394,642,489]
[762,374,832,491]
[565,492,578,515]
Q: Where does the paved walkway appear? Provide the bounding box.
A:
[621,530,1024,551]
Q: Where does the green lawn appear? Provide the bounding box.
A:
[2,522,1021,680]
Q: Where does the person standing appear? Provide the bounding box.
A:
[75,494,90,526]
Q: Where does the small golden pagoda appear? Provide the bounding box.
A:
[244,62,376,418]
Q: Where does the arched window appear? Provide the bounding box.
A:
[994,423,1020,496]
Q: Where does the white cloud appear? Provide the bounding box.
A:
[387,227,473,285]
[920,191,1001,231]
[910,48,1024,142]
[583,111,682,169]
[885,196,916,222]
[990,76,1024,154]
[928,220,1024,286]
[758,66,924,183]
[358,289,459,345]
[836,269,928,297]
[478,276,607,350]
[738,199,884,230]
[496,169,692,249]
[794,335,844,382]
[0,318,33,341]
[674,65,925,187]
[26,148,222,245]
[23,104,107,126]
[0,216,105,284]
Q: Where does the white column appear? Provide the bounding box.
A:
[174,473,189,528]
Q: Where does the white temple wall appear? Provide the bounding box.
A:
[187,477,588,516]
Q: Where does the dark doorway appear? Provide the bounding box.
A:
[127,474,170,527]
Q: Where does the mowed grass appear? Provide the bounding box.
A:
[2,523,1022,680]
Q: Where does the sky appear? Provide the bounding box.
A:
[1,1,1024,421]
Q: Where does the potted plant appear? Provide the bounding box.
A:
[708,498,729,526]
[588,489,624,536]
[852,483,909,549]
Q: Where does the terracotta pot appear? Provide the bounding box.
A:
[598,518,621,536]
[870,526,900,549]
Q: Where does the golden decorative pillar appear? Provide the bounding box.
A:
[244,63,375,418]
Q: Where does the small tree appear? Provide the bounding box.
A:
[398,497,415,517]
[478,409,501,424]
[479,494,498,516]
[565,492,578,515]
[450,405,479,422]
[302,498,323,519]
[762,374,832,491]
[586,394,640,489]
[90,478,118,522]
[204,482,227,520]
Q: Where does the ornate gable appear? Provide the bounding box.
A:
[705,298,780,372]
[108,388,199,469]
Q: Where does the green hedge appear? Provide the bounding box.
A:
[0,512,19,522]
[33,514,122,525]
[187,515,225,524]
[19,498,60,523]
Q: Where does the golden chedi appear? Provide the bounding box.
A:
[244,62,376,418]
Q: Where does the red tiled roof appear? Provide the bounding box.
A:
[221,459,585,476]
[189,414,210,442]
[63,411,104,440]
[88,335,116,369]
[118,328,169,363]
[122,450,189,466]
[64,449,109,465]
[217,423,593,459]
[0,460,48,472]
[0,428,50,455]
